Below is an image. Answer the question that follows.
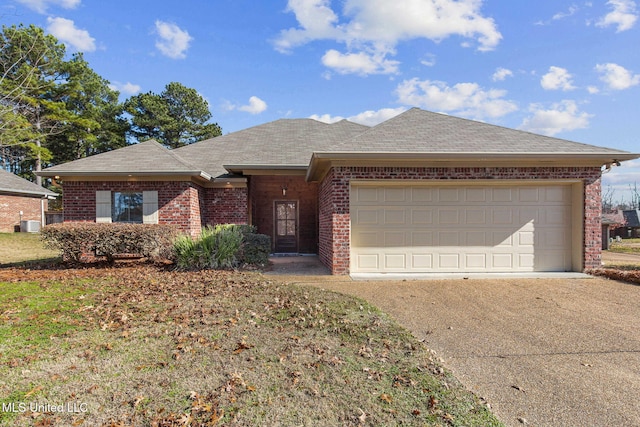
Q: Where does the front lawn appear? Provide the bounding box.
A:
[0,233,59,266]
[608,237,640,254]
[0,265,501,426]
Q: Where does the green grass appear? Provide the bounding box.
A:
[0,281,94,364]
[0,266,503,426]
[609,238,640,254]
[0,233,59,266]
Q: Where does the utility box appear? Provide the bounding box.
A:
[20,220,41,233]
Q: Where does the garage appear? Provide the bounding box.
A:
[350,182,579,273]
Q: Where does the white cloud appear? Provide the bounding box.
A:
[492,67,513,81]
[595,63,640,90]
[274,0,502,76]
[154,21,192,59]
[395,78,518,120]
[15,0,79,14]
[596,0,638,32]
[108,81,141,96]
[227,96,268,114]
[587,86,600,94]
[420,53,436,67]
[519,100,592,136]
[46,17,96,52]
[552,5,579,20]
[311,107,406,126]
[540,66,576,91]
[321,49,399,75]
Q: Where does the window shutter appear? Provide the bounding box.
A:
[96,191,112,223]
[143,191,159,224]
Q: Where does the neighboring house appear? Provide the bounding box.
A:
[0,169,57,232]
[611,209,640,239]
[38,108,639,275]
[601,211,624,249]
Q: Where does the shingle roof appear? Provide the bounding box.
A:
[622,210,640,228]
[0,169,57,197]
[174,118,369,177]
[39,140,210,178]
[326,108,627,154]
[40,108,636,180]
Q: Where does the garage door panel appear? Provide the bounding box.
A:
[492,188,513,202]
[438,209,460,224]
[412,231,433,246]
[412,253,433,268]
[356,187,380,203]
[382,209,405,225]
[356,209,378,225]
[465,253,487,269]
[412,209,433,225]
[439,253,460,269]
[411,187,434,202]
[385,253,406,269]
[465,188,487,202]
[356,253,380,270]
[438,188,460,202]
[384,187,406,202]
[465,209,486,224]
[384,231,405,247]
[351,184,573,273]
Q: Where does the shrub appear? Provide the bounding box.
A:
[172,224,271,270]
[42,223,178,263]
[242,233,271,266]
[173,225,244,270]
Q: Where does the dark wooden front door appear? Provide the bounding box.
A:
[274,201,297,253]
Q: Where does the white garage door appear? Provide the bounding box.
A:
[350,183,573,273]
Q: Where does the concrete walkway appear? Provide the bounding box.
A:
[266,257,640,427]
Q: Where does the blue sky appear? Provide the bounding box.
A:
[3,0,639,204]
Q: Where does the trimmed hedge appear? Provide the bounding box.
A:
[42,223,178,263]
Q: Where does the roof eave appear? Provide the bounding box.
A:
[224,164,308,176]
[306,152,640,181]
[0,188,57,198]
[36,170,212,181]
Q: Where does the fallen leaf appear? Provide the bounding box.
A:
[379,393,393,403]
[512,385,526,393]
[25,385,43,398]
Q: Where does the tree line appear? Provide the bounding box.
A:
[0,24,222,186]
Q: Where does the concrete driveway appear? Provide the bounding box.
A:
[276,267,640,426]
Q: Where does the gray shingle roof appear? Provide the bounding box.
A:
[40,108,636,180]
[40,140,210,178]
[622,210,640,228]
[326,108,627,154]
[0,169,57,197]
[174,118,369,177]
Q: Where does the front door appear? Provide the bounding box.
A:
[274,201,298,253]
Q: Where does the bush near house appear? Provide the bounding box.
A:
[173,224,271,270]
[41,223,178,263]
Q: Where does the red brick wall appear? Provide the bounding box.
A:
[203,187,249,226]
[0,194,46,232]
[62,181,204,235]
[249,175,318,253]
[318,166,602,275]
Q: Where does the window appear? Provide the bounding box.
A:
[95,190,158,224]
[112,192,143,223]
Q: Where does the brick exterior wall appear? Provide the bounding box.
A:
[249,175,318,253]
[62,181,204,235]
[203,187,249,226]
[0,194,47,232]
[318,166,602,275]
